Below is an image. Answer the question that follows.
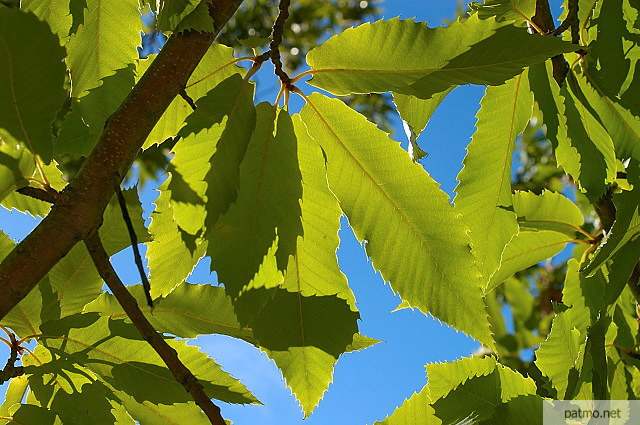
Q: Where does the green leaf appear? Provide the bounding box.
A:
[66,0,140,97]
[86,283,254,342]
[20,0,73,43]
[142,45,243,148]
[376,390,441,425]
[300,93,494,349]
[529,62,616,201]
[0,376,28,418]
[54,102,97,156]
[0,142,36,203]
[174,1,215,33]
[48,188,148,316]
[0,276,59,339]
[513,190,584,236]
[0,8,67,163]
[6,404,62,425]
[37,314,257,405]
[1,161,66,217]
[577,66,640,161]
[487,229,572,292]
[209,104,302,296]
[173,74,256,238]
[118,394,211,425]
[393,88,452,161]
[455,72,533,283]
[469,0,536,22]
[535,306,584,399]
[562,259,606,335]
[563,71,617,201]
[75,64,136,138]
[146,179,207,298]
[48,244,102,318]
[583,162,640,274]
[489,395,544,425]
[157,0,200,31]
[306,15,576,99]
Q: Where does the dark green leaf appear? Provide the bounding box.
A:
[0,8,67,163]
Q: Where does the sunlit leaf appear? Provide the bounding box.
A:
[141,44,243,148]
[37,314,257,405]
[157,0,200,31]
[0,142,36,203]
[529,62,616,201]
[487,229,571,292]
[66,0,140,97]
[469,0,536,23]
[146,179,207,298]
[300,93,494,349]
[118,393,211,425]
[20,0,73,42]
[455,72,533,282]
[0,8,67,163]
[6,404,62,425]
[0,376,28,418]
[577,66,640,161]
[513,190,584,236]
[209,104,302,296]
[535,306,583,399]
[306,15,576,99]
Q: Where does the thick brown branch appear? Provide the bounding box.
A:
[84,233,225,425]
[0,0,244,319]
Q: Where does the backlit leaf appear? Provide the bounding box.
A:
[209,104,302,297]
[513,190,584,236]
[157,0,200,31]
[306,15,576,99]
[0,142,36,203]
[535,306,583,399]
[487,229,572,292]
[455,72,533,282]
[0,8,67,163]
[66,0,140,97]
[37,314,257,405]
[300,93,494,349]
[469,0,536,23]
[577,66,640,161]
[141,44,243,148]
[146,179,207,298]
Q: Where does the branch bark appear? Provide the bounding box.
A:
[532,0,569,85]
[0,0,244,318]
[84,233,226,425]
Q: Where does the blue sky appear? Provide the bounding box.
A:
[0,1,568,424]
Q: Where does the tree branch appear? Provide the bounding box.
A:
[84,233,225,425]
[0,0,245,319]
[532,0,569,86]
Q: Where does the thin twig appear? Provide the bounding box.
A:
[84,233,226,425]
[0,333,24,384]
[115,187,153,308]
[16,186,58,204]
[269,0,291,86]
